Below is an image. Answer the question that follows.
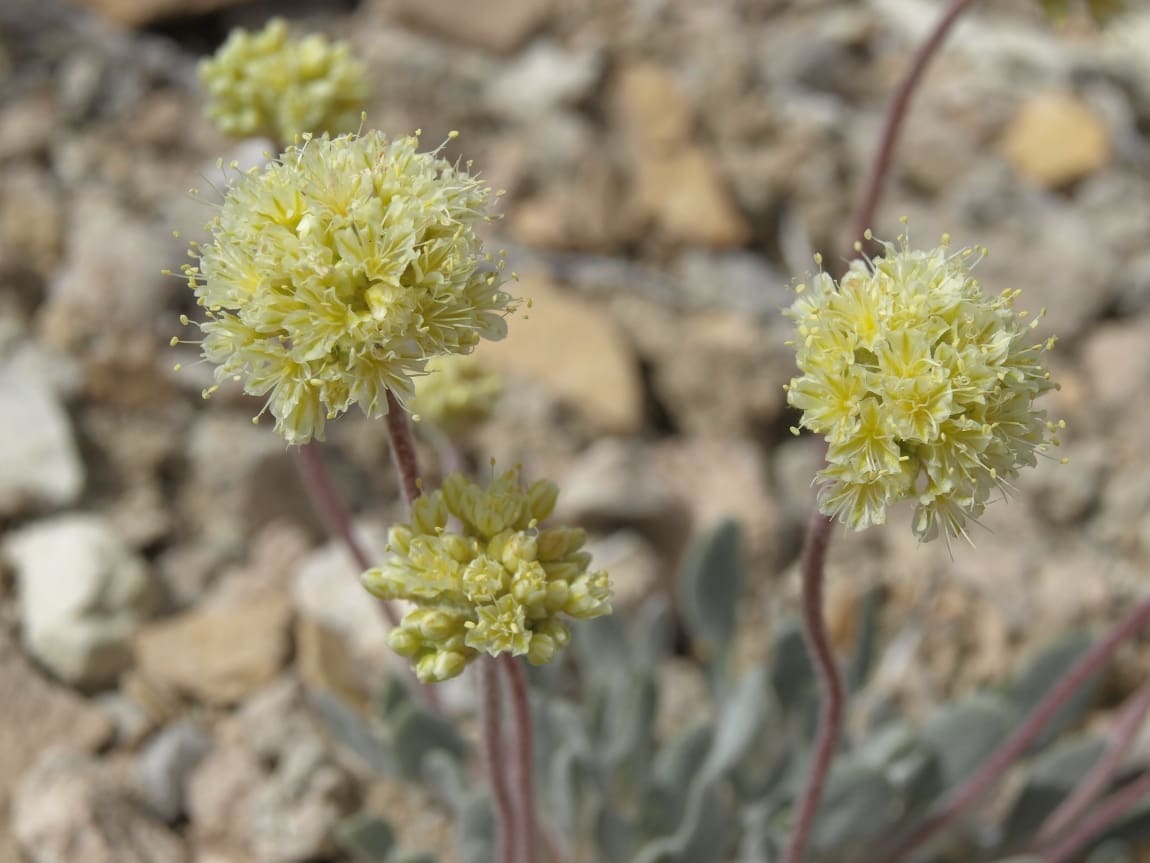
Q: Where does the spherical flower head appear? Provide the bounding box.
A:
[198,18,370,142]
[361,468,611,683]
[784,232,1062,544]
[180,130,515,444]
[409,354,503,437]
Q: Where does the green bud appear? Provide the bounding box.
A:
[527,479,559,521]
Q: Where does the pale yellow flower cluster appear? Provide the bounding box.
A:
[785,234,1061,543]
[199,18,370,143]
[181,130,514,444]
[410,355,503,437]
[361,469,612,682]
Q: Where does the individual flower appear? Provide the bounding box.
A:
[179,130,515,444]
[362,469,612,683]
[784,232,1062,544]
[409,354,503,437]
[199,18,370,142]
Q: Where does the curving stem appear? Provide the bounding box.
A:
[1039,768,1150,863]
[885,593,1150,862]
[780,510,842,863]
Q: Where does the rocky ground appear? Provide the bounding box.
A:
[2,0,1150,860]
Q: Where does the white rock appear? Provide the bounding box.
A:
[486,40,602,120]
[5,514,158,688]
[0,367,83,515]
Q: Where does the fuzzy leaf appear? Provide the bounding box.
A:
[1006,632,1098,750]
[769,622,816,717]
[453,794,496,863]
[920,693,1020,786]
[392,703,468,780]
[335,813,396,862]
[678,520,745,659]
[595,802,638,863]
[632,781,735,863]
[845,586,885,692]
[308,689,393,776]
[602,670,659,773]
[702,666,772,783]
[634,593,677,668]
[999,734,1105,846]
[422,750,470,814]
[811,760,903,852]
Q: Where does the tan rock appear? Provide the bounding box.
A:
[612,62,695,153]
[479,275,644,434]
[394,0,552,53]
[0,634,113,813]
[69,0,245,28]
[1001,92,1111,188]
[135,593,293,706]
[637,148,751,248]
[295,618,368,711]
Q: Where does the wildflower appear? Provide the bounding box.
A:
[784,232,1061,543]
[180,130,514,444]
[199,18,370,142]
[362,469,612,682]
[409,354,503,436]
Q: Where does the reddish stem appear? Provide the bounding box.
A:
[850,0,980,248]
[781,510,842,863]
[385,389,422,505]
[295,442,401,628]
[1034,677,1150,847]
[885,593,1150,862]
[501,655,540,863]
[480,657,518,863]
[1039,769,1150,863]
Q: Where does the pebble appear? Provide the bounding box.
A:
[478,274,645,434]
[135,592,294,706]
[0,367,84,516]
[0,632,113,813]
[486,40,602,120]
[1000,91,1112,188]
[13,750,188,863]
[5,514,157,688]
[392,0,553,53]
[137,720,213,823]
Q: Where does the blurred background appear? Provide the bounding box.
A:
[1,0,1149,859]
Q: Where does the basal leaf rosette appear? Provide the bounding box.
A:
[199,17,370,142]
[361,469,612,683]
[784,234,1062,543]
[181,130,515,444]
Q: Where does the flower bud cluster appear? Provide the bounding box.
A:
[785,232,1061,543]
[362,469,612,682]
[180,130,514,445]
[199,18,370,143]
[410,355,503,437]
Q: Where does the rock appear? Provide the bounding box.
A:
[0,633,113,815]
[672,250,791,318]
[611,61,749,248]
[0,367,84,516]
[1001,91,1111,188]
[137,721,213,823]
[292,526,391,665]
[5,514,156,688]
[135,592,293,706]
[636,148,750,249]
[295,617,370,711]
[393,0,553,53]
[0,94,57,161]
[0,167,63,276]
[486,40,602,120]
[69,0,246,27]
[652,436,781,565]
[1030,440,1107,526]
[13,751,188,863]
[1082,318,1150,414]
[39,190,170,352]
[556,438,683,534]
[187,744,263,856]
[249,735,358,863]
[478,275,645,433]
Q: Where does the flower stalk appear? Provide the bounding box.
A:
[502,655,540,863]
[480,657,518,863]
